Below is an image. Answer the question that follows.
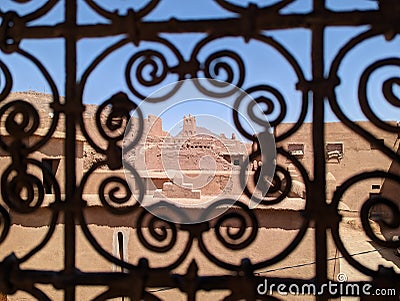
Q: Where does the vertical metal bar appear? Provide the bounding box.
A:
[311,1,328,300]
[64,0,77,300]
[118,232,125,301]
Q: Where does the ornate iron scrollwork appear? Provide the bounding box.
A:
[0,0,399,300]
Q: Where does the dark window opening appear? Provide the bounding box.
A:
[370,139,384,149]
[371,184,381,190]
[223,154,231,163]
[42,159,60,194]
[117,231,126,295]
[233,159,240,166]
[369,193,391,222]
[117,231,124,262]
[369,192,381,199]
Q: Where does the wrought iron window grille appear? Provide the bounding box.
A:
[0,0,399,300]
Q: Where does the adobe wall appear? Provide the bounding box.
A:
[1,205,336,301]
[275,121,398,211]
[9,205,307,229]
[381,147,400,207]
[378,144,400,240]
[82,170,127,195]
[146,114,164,137]
[0,136,83,197]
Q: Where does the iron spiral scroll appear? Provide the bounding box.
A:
[0,0,399,300]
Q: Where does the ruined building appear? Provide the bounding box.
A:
[0,91,399,300]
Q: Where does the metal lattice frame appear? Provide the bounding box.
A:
[0,0,399,300]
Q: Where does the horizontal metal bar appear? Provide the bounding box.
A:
[9,268,379,295]
[7,10,389,41]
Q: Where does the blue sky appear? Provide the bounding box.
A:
[1,0,399,137]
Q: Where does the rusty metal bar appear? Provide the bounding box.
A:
[64,0,78,300]
[311,1,328,300]
[3,10,394,41]
[0,0,399,300]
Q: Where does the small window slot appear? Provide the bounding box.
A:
[288,143,304,158]
[326,143,343,162]
[370,139,384,150]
